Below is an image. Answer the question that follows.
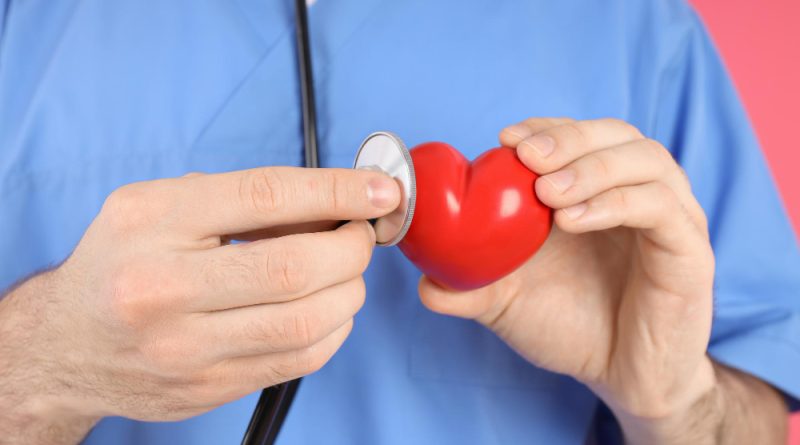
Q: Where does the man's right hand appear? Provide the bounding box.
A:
[0,166,400,443]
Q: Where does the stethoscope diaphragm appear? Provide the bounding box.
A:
[353,132,416,246]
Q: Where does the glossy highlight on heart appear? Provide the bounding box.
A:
[398,142,552,291]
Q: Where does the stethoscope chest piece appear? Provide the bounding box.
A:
[353,132,416,246]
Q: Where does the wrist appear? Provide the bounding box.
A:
[607,358,723,445]
[0,273,101,443]
[1,396,101,445]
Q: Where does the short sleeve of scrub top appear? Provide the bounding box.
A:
[651,12,800,408]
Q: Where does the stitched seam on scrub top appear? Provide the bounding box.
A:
[261,0,390,150]
[231,0,289,47]
[186,29,295,154]
[193,0,391,161]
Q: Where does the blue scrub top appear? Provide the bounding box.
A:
[1,1,799,444]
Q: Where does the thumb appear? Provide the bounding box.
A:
[418,276,501,320]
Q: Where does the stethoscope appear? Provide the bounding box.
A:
[241,1,416,444]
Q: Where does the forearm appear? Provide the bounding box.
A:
[0,406,96,445]
[0,274,99,445]
[617,361,787,445]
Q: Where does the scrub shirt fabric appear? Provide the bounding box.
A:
[1,1,798,444]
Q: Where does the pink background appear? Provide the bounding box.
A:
[689,0,800,442]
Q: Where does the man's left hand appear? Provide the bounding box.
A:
[419,117,720,441]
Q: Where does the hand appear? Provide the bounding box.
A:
[0,166,400,440]
[419,118,716,426]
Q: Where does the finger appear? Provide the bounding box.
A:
[227,221,338,242]
[499,117,575,147]
[534,139,685,210]
[516,118,644,175]
[197,278,364,360]
[219,318,353,393]
[185,220,374,311]
[554,182,706,255]
[418,276,513,322]
[175,167,400,237]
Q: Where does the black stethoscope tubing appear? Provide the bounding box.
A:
[241,0,317,443]
[295,0,320,170]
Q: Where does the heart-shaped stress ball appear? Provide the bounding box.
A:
[398,142,552,291]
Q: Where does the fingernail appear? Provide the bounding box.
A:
[368,176,399,208]
[543,169,575,194]
[562,202,587,219]
[523,135,556,158]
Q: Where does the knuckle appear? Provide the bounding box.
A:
[643,138,674,167]
[108,262,159,328]
[241,311,320,351]
[602,118,643,139]
[243,311,320,351]
[652,183,679,216]
[586,152,612,178]
[102,183,154,231]
[597,188,629,228]
[321,170,346,213]
[204,247,258,294]
[609,187,628,211]
[108,257,185,328]
[307,170,352,214]
[651,181,674,199]
[560,122,589,149]
[291,320,352,377]
[265,360,297,384]
[528,117,575,128]
[292,344,329,376]
[350,277,367,312]
[241,168,286,216]
[241,315,278,345]
[601,117,624,126]
[283,311,320,349]
[520,117,544,131]
[264,242,310,294]
[353,276,367,297]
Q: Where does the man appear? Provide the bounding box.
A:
[1,1,798,444]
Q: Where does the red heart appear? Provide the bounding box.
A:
[398,142,552,291]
